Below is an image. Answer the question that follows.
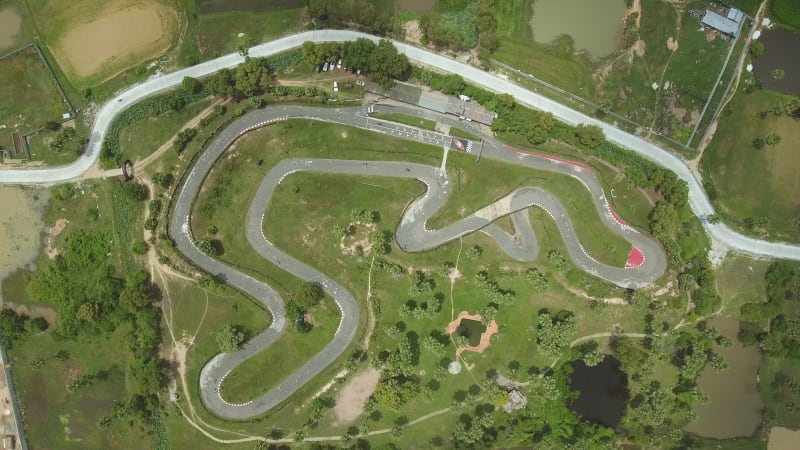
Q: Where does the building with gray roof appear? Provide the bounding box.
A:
[702,10,740,37]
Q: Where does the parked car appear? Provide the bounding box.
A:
[333,81,339,92]
[322,62,329,72]
[336,59,342,69]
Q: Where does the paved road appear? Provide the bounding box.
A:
[171,105,665,419]
[0,29,798,260]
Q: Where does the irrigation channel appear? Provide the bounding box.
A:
[169,105,666,419]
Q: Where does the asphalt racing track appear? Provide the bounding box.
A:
[171,105,665,419]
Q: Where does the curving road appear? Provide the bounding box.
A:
[170,105,664,419]
[0,30,798,261]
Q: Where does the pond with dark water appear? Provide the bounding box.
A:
[753,28,800,96]
[568,356,629,427]
[457,319,484,346]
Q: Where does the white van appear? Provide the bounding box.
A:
[322,62,329,72]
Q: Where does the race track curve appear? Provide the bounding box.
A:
[171,105,665,419]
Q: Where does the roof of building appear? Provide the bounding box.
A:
[702,10,739,36]
[727,8,743,23]
[418,90,449,114]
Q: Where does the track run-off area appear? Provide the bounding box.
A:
[0,30,798,420]
[171,104,665,419]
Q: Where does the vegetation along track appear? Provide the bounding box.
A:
[169,105,666,420]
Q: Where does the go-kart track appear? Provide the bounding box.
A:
[2,30,799,420]
[173,105,664,419]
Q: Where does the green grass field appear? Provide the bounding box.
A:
[700,88,800,242]
[448,127,481,141]
[0,46,69,161]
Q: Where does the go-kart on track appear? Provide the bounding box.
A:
[173,105,665,420]
[1,30,798,421]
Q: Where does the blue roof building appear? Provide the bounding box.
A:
[727,8,744,23]
[702,10,740,37]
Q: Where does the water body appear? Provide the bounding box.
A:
[753,28,800,96]
[530,0,627,58]
[0,186,47,297]
[457,319,484,346]
[687,316,763,438]
[568,356,629,427]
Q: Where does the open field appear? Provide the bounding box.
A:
[0,45,70,160]
[372,112,437,130]
[700,88,800,242]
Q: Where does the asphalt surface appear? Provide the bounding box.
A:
[170,105,665,419]
[0,29,798,260]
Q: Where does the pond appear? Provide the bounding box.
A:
[529,0,627,58]
[568,356,629,427]
[457,319,484,347]
[753,28,800,96]
[686,316,763,439]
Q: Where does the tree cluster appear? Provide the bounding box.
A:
[305,0,396,35]
[535,310,577,358]
[474,271,516,305]
[216,324,246,353]
[301,39,410,90]
[173,128,197,155]
[206,57,271,100]
[0,308,48,349]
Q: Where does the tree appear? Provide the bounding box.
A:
[342,38,376,72]
[297,282,324,309]
[536,310,577,358]
[749,41,764,58]
[216,325,245,353]
[368,39,410,89]
[574,124,605,148]
[583,350,605,367]
[465,245,483,260]
[771,68,785,80]
[648,201,677,238]
[196,239,219,257]
[525,268,549,293]
[751,137,765,150]
[182,76,202,94]
[45,120,61,131]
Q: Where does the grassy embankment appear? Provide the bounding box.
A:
[183,118,683,443]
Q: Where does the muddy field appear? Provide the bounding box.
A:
[0,187,47,294]
[0,7,22,52]
[51,1,178,80]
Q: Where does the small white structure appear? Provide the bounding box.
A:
[458,94,471,102]
[448,361,462,374]
[753,30,762,40]
[651,82,660,90]
[746,63,753,72]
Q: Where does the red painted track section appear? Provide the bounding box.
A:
[607,203,628,226]
[626,247,645,268]
[508,146,591,171]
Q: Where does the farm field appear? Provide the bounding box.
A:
[700,87,800,243]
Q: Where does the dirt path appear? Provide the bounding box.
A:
[363,255,377,351]
[136,97,227,170]
[332,368,381,424]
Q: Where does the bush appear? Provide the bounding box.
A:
[132,241,148,255]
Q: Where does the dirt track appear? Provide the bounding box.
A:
[0,7,21,51]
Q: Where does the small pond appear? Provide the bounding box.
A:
[686,316,763,439]
[530,0,627,58]
[457,319,484,347]
[568,356,629,427]
[753,28,800,96]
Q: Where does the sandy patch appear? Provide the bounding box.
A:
[51,1,178,80]
[340,222,375,256]
[0,187,47,288]
[632,40,646,57]
[0,7,22,51]
[333,368,381,424]
[446,311,499,359]
[45,218,69,260]
[705,29,717,42]
[473,193,513,221]
[769,427,800,450]
[667,37,679,52]
[404,20,423,45]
